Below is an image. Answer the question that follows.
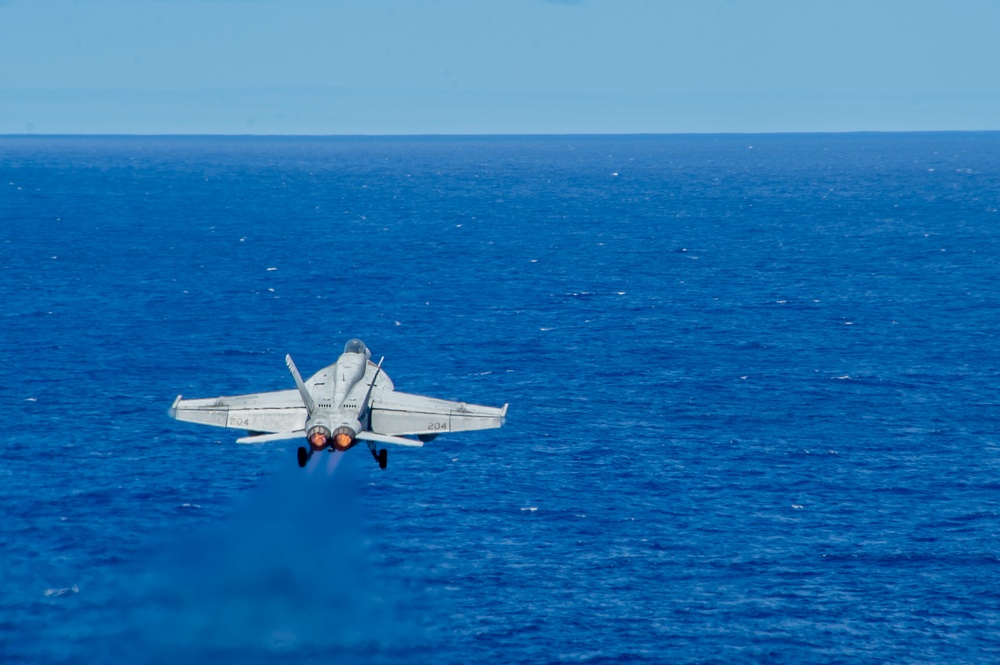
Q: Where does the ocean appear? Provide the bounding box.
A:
[2,133,999,664]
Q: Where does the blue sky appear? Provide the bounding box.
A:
[1,0,998,134]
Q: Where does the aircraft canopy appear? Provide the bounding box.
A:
[344,339,367,355]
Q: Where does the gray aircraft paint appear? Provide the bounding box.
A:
[169,339,507,464]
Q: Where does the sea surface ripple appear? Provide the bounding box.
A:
[2,133,999,664]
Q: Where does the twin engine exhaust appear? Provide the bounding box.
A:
[306,424,357,452]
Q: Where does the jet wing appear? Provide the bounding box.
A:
[370,391,508,437]
[169,389,307,435]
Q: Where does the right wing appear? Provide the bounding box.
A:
[370,390,507,437]
[169,390,307,435]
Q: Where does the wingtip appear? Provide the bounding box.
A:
[168,395,182,419]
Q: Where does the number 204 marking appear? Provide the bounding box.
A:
[428,422,448,431]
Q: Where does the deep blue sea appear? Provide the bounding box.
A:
[2,133,1000,664]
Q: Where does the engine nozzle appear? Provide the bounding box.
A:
[307,424,332,451]
[331,425,357,451]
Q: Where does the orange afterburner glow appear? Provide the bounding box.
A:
[333,432,353,451]
[308,431,329,451]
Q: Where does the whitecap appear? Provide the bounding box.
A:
[43,585,79,597]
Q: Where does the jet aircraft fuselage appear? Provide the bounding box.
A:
[302,340,371,452]
[169,338,507,469]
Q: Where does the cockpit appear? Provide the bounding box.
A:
[343,339,368,356]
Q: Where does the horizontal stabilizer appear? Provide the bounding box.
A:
[235,430,305,444]
[356,431,424,448]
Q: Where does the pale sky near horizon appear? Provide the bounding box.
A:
[1,0,998,134]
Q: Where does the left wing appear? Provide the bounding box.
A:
[169,390,307,435]
[370,390,508,437]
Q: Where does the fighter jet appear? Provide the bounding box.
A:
[169,339,508,469]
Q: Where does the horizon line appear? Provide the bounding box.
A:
[4,129,1000,139]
